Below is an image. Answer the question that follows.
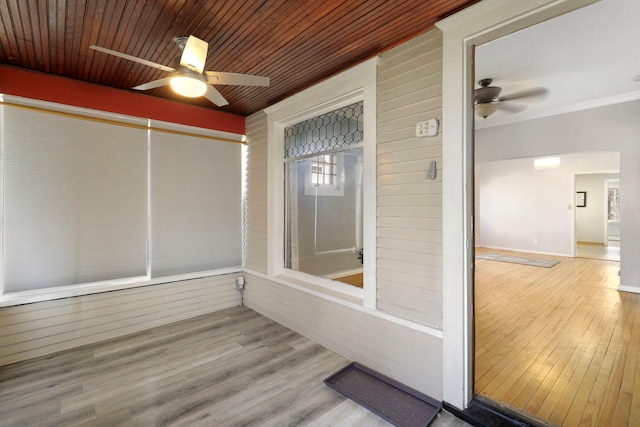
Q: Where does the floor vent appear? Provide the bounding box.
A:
[325,362,441,427]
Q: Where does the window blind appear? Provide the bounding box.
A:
[2,106,148,293]
[150,132,242,277]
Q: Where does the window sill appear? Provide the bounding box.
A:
[243,268,443,338]
[246,268,363,305]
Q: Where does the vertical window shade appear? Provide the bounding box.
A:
[151,132,242,277]
[2,106,148,293]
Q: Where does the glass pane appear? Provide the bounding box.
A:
[608,187,620,222]
[284,101,364,159]
[285,148,363,281]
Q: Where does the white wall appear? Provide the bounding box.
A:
[244,112,269,274]
[376,30,444,328]
[476,99,640,290]
[575,173,619,244]
[476,153,619,255]
[244,29,446,398]
[0,275,240,366]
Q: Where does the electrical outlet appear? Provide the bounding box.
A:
[236,276,245,291]
[416,118,439,137]
[533,238,539,245]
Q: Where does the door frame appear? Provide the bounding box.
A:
[435,0,600,410]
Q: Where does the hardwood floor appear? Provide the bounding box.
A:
[474,248,638,426]
[0,306,466,427]
[335,273,364,288]
[576,242,620,262]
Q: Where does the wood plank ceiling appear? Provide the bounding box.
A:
[0,0,479,116]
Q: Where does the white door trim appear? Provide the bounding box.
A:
[435,0,600,410]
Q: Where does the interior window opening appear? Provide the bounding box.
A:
[283,101,364,288]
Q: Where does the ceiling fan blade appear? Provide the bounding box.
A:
[180,36,208,74]
[205,71,270,86]
[90,45,175,72]
[498,88,548,102]
[132,77,173,91]
[497,102,527,113]
[204,85,229,107]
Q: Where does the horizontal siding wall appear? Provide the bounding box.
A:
[0,275,240,366]
[243,29,446,399]
[243,272,443,399]
[376,29,444,329]
[244,112,269,273]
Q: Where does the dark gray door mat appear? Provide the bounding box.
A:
[325,362,442,427]
[476,253,559,268]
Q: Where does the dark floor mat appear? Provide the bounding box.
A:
[476,253,559,268]
[325,362,441,427]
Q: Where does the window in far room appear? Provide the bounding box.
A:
[312,153,337,186]
[608,185,620,222]
[305,153,344,196]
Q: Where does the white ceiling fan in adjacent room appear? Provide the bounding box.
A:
[90,35,269,107]
[474,78,548,119]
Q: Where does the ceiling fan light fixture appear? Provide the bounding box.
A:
[475,102,498,119]
[169,75,207,98]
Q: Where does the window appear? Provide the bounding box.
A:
[265,58,376,306]
[311,154,337,186]
[608,186,620,222]
[284,102,364,278]
[2,105,148,293]
[150,131,242,277]
[305,153,344,196]
[0,101,242,303]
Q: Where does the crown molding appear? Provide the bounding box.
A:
[476,91,640,129]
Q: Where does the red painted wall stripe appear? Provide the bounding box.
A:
[0,65,245,135]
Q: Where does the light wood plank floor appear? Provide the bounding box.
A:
[335,273,364,288]
[576,242,620,262]
[475,248,637,426]
[0,306,467,427]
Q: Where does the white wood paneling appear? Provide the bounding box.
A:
[243,272,443,400]
[376,29,444,328]
[241,32,446,400]
[0,275,240,366]
[245,112,269,274]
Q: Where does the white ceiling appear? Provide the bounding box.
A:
[475,0,640,129]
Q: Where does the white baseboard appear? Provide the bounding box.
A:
[618,285,640,294]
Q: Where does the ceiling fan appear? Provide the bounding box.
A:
[474,78,548,119]
[90,36,269,107]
